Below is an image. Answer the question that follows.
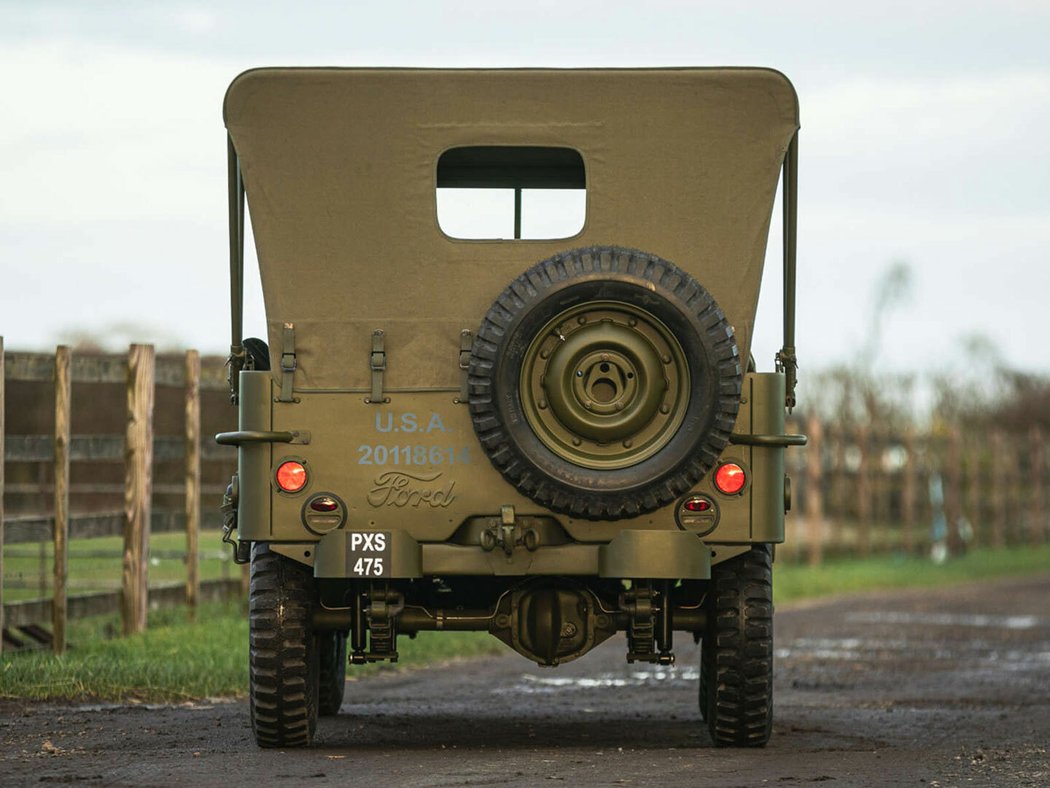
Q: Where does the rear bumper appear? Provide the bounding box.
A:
[311,528,713,580]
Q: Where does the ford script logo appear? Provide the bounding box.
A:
[367,471,457,508]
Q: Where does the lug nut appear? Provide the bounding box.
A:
[571,437,582,446]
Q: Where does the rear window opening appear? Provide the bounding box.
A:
[436,146,586,240]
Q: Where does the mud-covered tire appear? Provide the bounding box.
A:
[469,246,741,520]
[317,631,347,716]
[701,545,774,747]
[249,544,319,748]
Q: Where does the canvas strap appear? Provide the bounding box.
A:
[368,330,387,404]
[278,322,296,402]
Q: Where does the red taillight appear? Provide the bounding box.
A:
[309,496,338,512]
[683,497,712,512]
[275,460,307,492]
[714,462,746,495]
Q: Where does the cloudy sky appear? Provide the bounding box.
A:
[1,1,1048,377]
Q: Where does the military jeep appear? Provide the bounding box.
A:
[217,67,804,748]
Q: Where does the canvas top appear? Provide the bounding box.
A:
[223,68,799,391]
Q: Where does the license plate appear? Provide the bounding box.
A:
[347,531,390,578]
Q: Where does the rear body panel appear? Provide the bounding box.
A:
[235,369,787,572]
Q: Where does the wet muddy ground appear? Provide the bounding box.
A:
[3,573,1048,786]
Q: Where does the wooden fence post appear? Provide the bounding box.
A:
[1030,426,1045,547]
[185,350,201,618]
[901,427,916,555]
[805,415,824,566]
[1012,439,1025,546]
[829,424,845,556]
[857,425,872,556]
[1004,435,1022,546]
[990,431,1006,548]
[965,442,982,549]
[0,336,5,653]
[945,425,963,556]
[869,428,886,546]
[52,346,72,654]
[123,344,155,636]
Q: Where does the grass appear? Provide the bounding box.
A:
[2,529,233,603]
[1,602,249,702]
[2,544,1048,704]
[0,600,505,703]
[774,543,1050,604]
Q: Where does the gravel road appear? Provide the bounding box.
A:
[3,573,1048,786]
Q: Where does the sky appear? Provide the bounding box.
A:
[1,0,1048,378]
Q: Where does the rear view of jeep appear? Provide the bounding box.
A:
[217,68,804,748]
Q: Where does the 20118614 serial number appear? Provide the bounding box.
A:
[357,444,471,466]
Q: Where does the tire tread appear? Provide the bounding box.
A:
[249,545,318,748]
[701,545,774,747]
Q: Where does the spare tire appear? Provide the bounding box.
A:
[469,246,741,520]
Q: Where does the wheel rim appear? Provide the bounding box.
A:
[520,300,690,469]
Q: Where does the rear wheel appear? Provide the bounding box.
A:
[249,544,319,748]
[317,631,347,716]
[701,545,774,746]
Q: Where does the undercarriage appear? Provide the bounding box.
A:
[314,574,711,667]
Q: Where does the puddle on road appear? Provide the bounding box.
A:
[491,611,1050,696]
[845,612,1042,630]
[777,636,1050,668]
[493,666,700,695]
[775,638,955,661]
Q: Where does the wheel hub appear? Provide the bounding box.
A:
[521,301,690,469]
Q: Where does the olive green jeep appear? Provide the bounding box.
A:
[217,67,804,748]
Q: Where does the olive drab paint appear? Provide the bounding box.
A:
[217,68,805,749]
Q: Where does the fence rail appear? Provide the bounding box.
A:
[3,434,234,463]
[3,578,243,631]
[1,340,238,653]
[2,510,225,545]
[785,416,1049,564]
[3,350,229,389]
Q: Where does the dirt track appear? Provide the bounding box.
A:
[3,573,1049,786]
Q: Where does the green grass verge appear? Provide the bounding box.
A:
[774,543,1050,604]
[1,602,249,702]
[0,600,505,703]
[2,544,1048,704]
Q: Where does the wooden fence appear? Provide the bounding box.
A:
[1,339,239,653]
[784,415,1050,564]
[4,339,1047,651]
